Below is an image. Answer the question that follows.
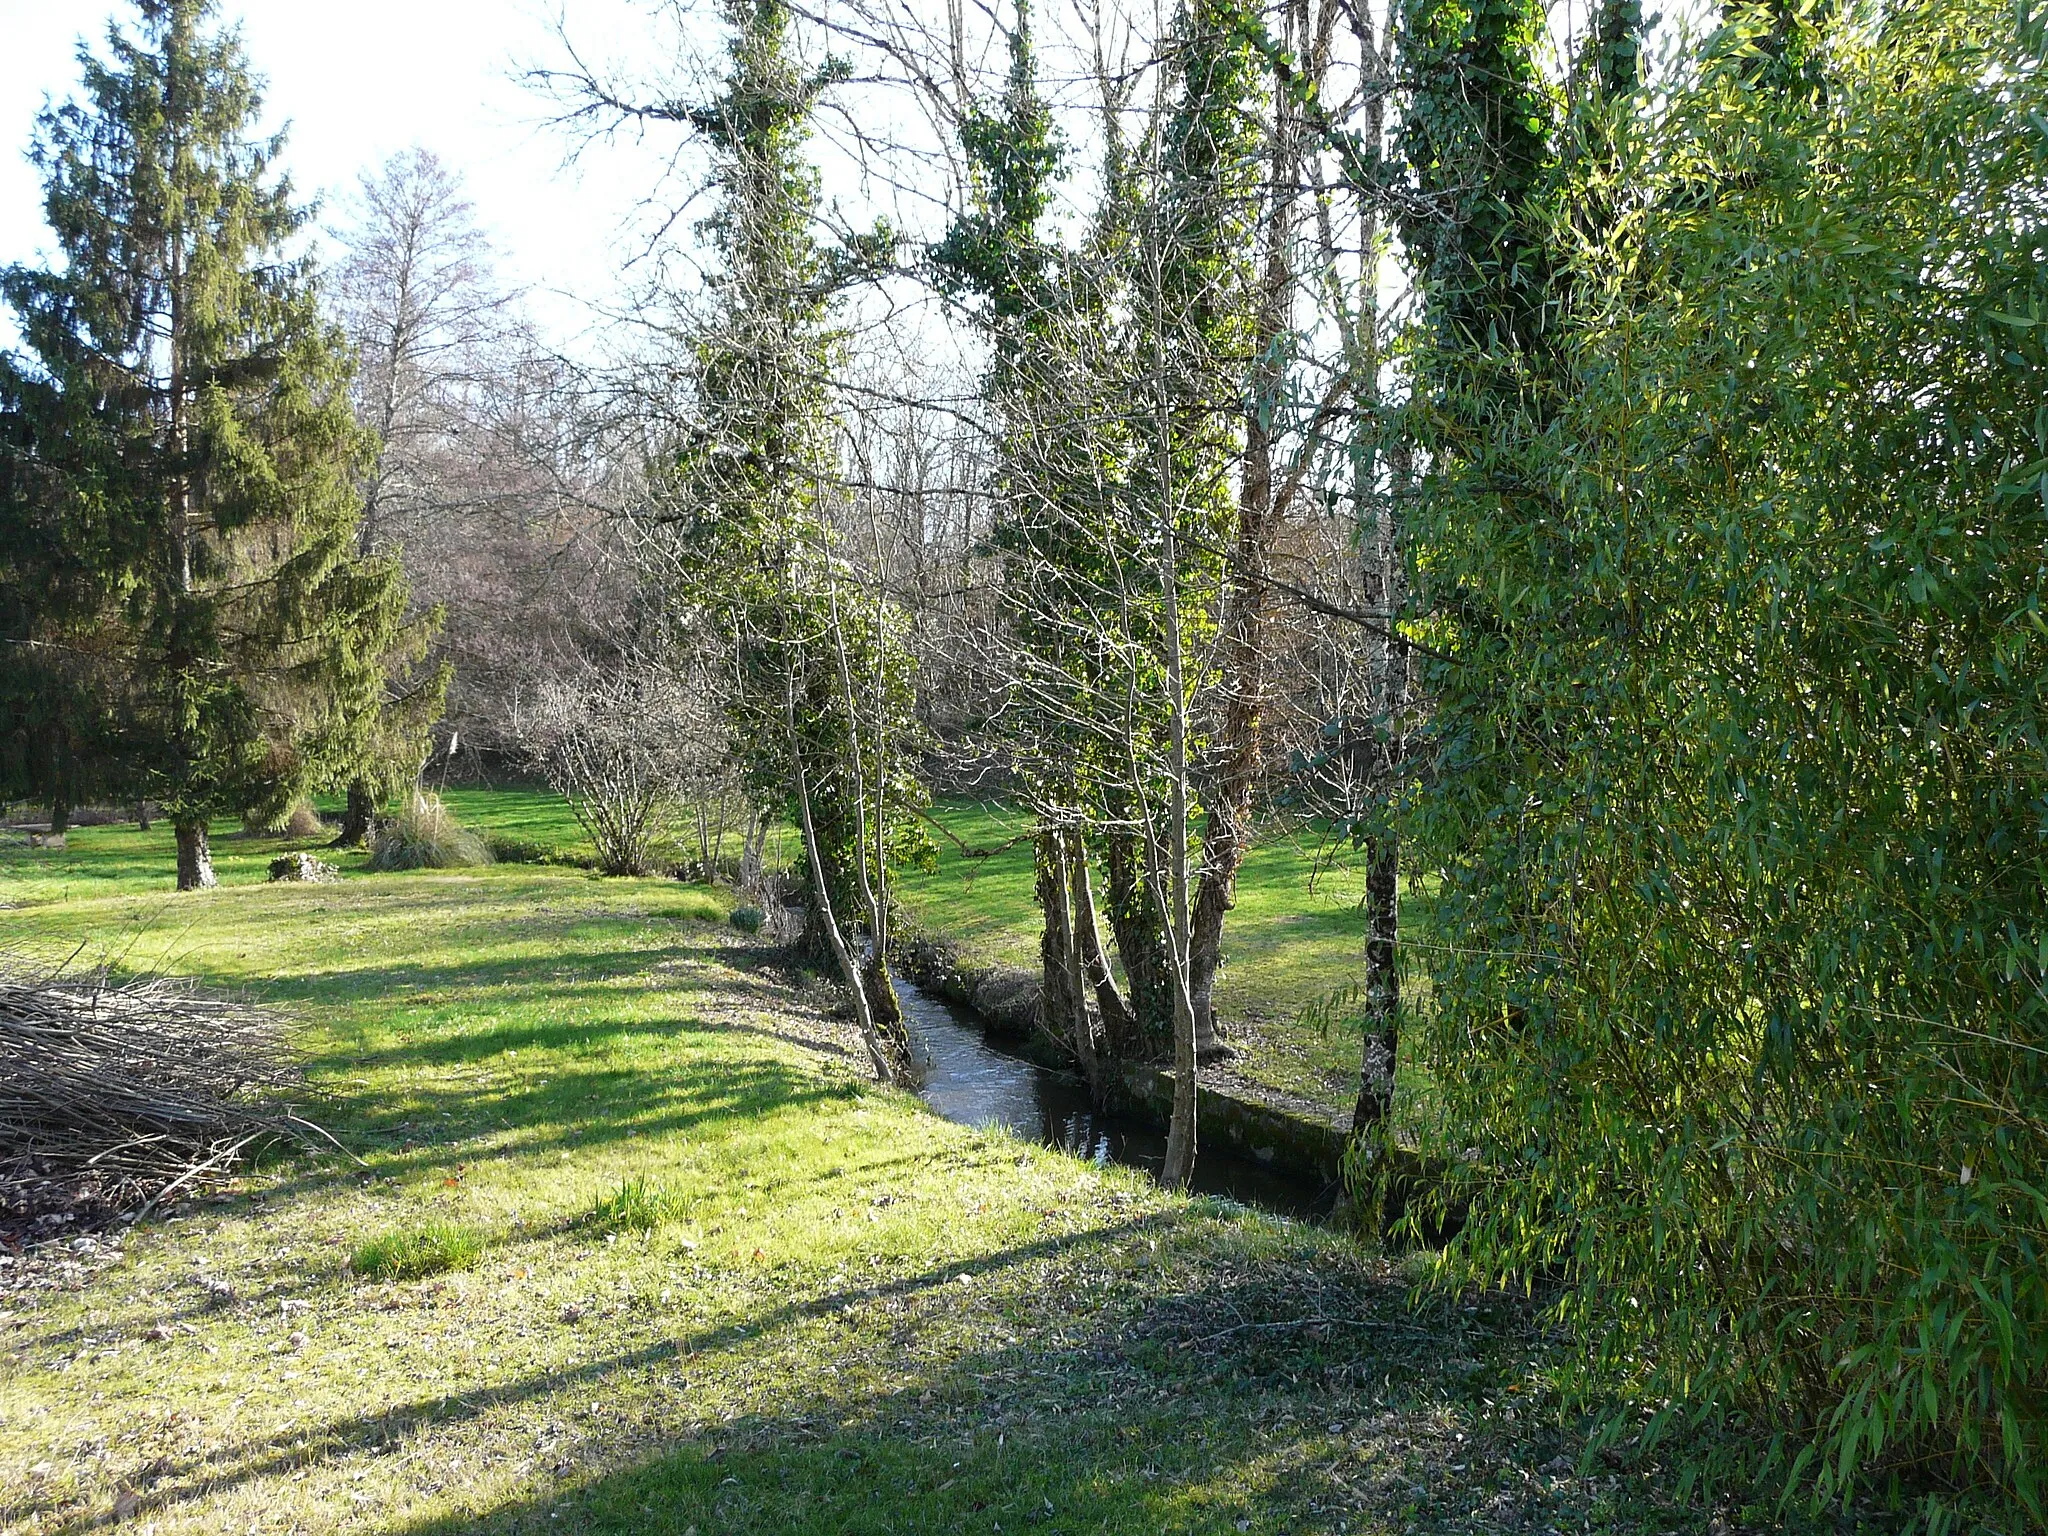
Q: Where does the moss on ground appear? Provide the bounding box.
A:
[1,821,1754,1534]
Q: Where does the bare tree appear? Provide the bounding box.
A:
[519,654,727,875]
[330,149,640,817]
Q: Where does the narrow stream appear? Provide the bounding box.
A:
[896,978,1333,1221]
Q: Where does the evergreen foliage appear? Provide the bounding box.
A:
[0,0,434,887]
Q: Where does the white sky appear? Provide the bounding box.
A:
[0,0,703,350]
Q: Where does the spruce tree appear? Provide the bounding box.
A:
[0,0,427,888]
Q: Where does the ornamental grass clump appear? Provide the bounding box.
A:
[367,792,492,872]
[586,1176,686,1234]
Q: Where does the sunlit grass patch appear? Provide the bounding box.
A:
[586,1175,687,1233]
[349,1220,486,1280]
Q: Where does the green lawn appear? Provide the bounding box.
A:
[0,819,1736,1535]
[892,799,1429,1119]
[16,788,1423,1120]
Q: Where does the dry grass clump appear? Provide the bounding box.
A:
[0,960,329,1217]
[279,801,324,839]
[367,792,493,872]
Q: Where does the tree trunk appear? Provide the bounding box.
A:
[1186,862,1233,1058]
[1158,496,1198,1193]
[788,696,910,1084]
[1349,831,1400,1137]
[862,949,905,1032]
[1103,828,1174,1058]
[333,781,375,847]
[175,819,215,891]
[1070,841,1137,1063]
[740,811,767,887]
[46,732,72,836]
[1038,829,1101,1094]
[135,801,151,832]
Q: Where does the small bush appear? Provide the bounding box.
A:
[367,793,493,872]
[349,1222,484,1281]
[728,905,764,935]
[587,1176,684,1233]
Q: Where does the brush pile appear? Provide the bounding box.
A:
[0,960,332,1236]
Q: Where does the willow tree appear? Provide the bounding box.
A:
[0,0,427,888]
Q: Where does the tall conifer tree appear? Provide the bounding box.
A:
[0,0,426,888]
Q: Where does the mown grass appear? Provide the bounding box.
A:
[0,818,1753,1535]
[0,786,1417,1118]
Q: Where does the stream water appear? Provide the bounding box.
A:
[895,978,1332,1220]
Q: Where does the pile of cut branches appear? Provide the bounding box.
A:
[0,959,338,1229]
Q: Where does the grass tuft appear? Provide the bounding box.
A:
[349,1221,486,1281]
[587,1175,686,1233]
[368,792,494,872]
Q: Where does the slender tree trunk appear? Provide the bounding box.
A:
[786,676,910,1082]
[739,810,766,888]
[1155,274,1199,1190]
[792,732,904,1082]
[1350,832,1400,1134]
[1038,828,1100,1091]
[334,781,375,847]
[1349,440,1410,1146]
[135,801,151,832]
[1157,532,1199,1193]
[1071,841,1137,1058]
[175,818,215,891]
[1055,833,1104,1098]
[1103,828,1174,1057]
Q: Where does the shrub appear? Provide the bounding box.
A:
[1403,2,2048,1520]
[728,905,764,936]
[518,661,731,877]
[348,1222,484,1281]
[367,793,493,872]
[586,1176,684,1233]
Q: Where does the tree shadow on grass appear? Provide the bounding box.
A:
[33,1209,1725,1536]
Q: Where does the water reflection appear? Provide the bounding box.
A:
[897,978,1332,1220]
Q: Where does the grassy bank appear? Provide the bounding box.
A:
[891,800,1425,1120]
[0,820,1748,1534]
[413,788,1412,1117]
